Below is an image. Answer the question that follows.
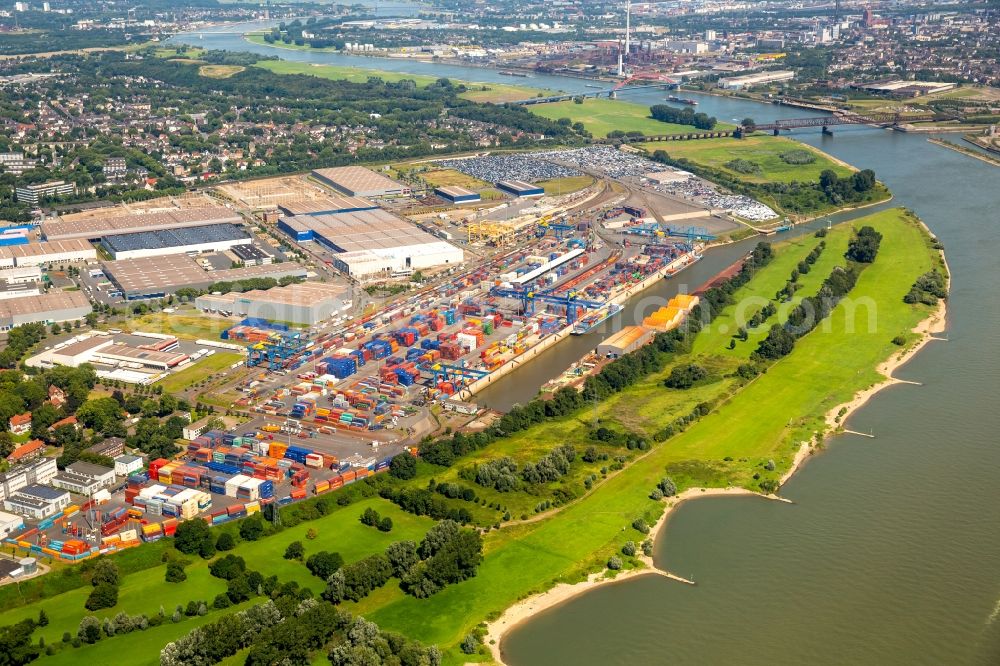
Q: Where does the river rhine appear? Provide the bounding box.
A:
[173,29,1000,664]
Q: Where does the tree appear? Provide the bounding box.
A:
[37,609,48,627]
[85,583,118,611]
[0,619,40,665]
[284,541,305,561]
[378,517,393,533]
[165,561,187,583]
[360,507,381,527]
[90,559,119,587]
[239,516,265,542]
[389,453,416,480]
[76,397,124,433]
[77,616,102,644]
[385,540,418,578]
[209,554,246,581]
[846,225,883,263]
[657,477,677,497]
[174,519,214,557]
[460,634,478,655]
[741,117,756,130]
[306,551,344,580]
[215,532,235,552]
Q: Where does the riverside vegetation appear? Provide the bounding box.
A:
[0,208,944,664]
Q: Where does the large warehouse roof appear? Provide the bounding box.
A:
[101,255,307,297]
[277,196,378,217]
[0,290,91,325]
[0,239,95,262]
[311,167,409,197]
[101,224,250,254]
[282,209,442,254]
[41,207,242,241]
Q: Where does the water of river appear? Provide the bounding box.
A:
[169,32,1000,664]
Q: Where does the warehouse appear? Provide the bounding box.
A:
[0,281,41,300]
[278,208,463,280]
[435,186,481,204]
[40,207,243,241]
[0,265,42,284]
[92,343,189,370]
[100,224,252,260]
[311,166,411,198]
[43,335,114,367]
[0,291,91,330]
[4,485,71,520]
[230,244,272,266]
[101,255,308,300]
[719,70,794,90]
[196,281,351,326]
[278,195,379,217]
[597,325,653,358]
[497,180,545,198]
[0,239,96,268]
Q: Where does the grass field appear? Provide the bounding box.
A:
[121,310,239,343]
[198,64,245,79]
[528,98,734,138]
[537,175,595,195]
[253,59,557,103]
[394,166,489,190]
[5,210,941,663]
[156,352,244,395]
[641,135,854,184]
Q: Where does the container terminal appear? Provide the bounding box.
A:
[1,150,749,562]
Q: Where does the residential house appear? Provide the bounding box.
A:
[8,413,31,436]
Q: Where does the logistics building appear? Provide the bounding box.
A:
[0,239,96,268]
[597,326,654,358]
[719,70,795,89]
[41,207,242,241]
[38,334,188,370]
[3,485,71,520]
[497,180,545,198]
[100,255,308,300]
[0,266,43,284]
[311,166,411,198]
[278,208,463,280]
[100,224,252,260]
[0,291,91,330]
[230,244,272,266]
[435,186,481,204]
[277,195,379,217]
[196,281,351,326]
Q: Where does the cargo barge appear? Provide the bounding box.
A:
[667,95,698,105]
[571,303,623,335]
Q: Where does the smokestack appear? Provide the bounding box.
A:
[625,0,631,65]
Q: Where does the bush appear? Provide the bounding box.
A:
[215,532,236,552]
[378,517,393,533]
[892,335,906,346]
[780,149,817,165]
[78,616,102,644]
[212,593,232,609]
[284,540,305,561]
[622,541,636,557]
[631,518,650,534]
[657,477,677,497]
[85,583,118,611]
[664,364,708,389]
[461,634,479,655]
[724,158,761,174]
[360,507,381,527]
[607,556,623,570]
[165,561,187,583]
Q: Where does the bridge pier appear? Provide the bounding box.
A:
[822,126,833,136]
[773,129,780,136]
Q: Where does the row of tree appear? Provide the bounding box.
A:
[650,104,719,130]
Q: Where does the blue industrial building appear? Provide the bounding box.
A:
[497,180,545,198]
[435,186,481,204]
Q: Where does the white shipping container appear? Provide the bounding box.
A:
[138,484,167,500]
[225,474,252,498]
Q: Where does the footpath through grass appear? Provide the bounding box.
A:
[528,98,734,137]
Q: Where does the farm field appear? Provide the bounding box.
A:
[528,98,735,138]
[1,211,940,664]
[198,64,245,79]
[156,352,244,395]
[641,135,854,183]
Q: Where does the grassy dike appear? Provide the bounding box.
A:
[0,210,941,665]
